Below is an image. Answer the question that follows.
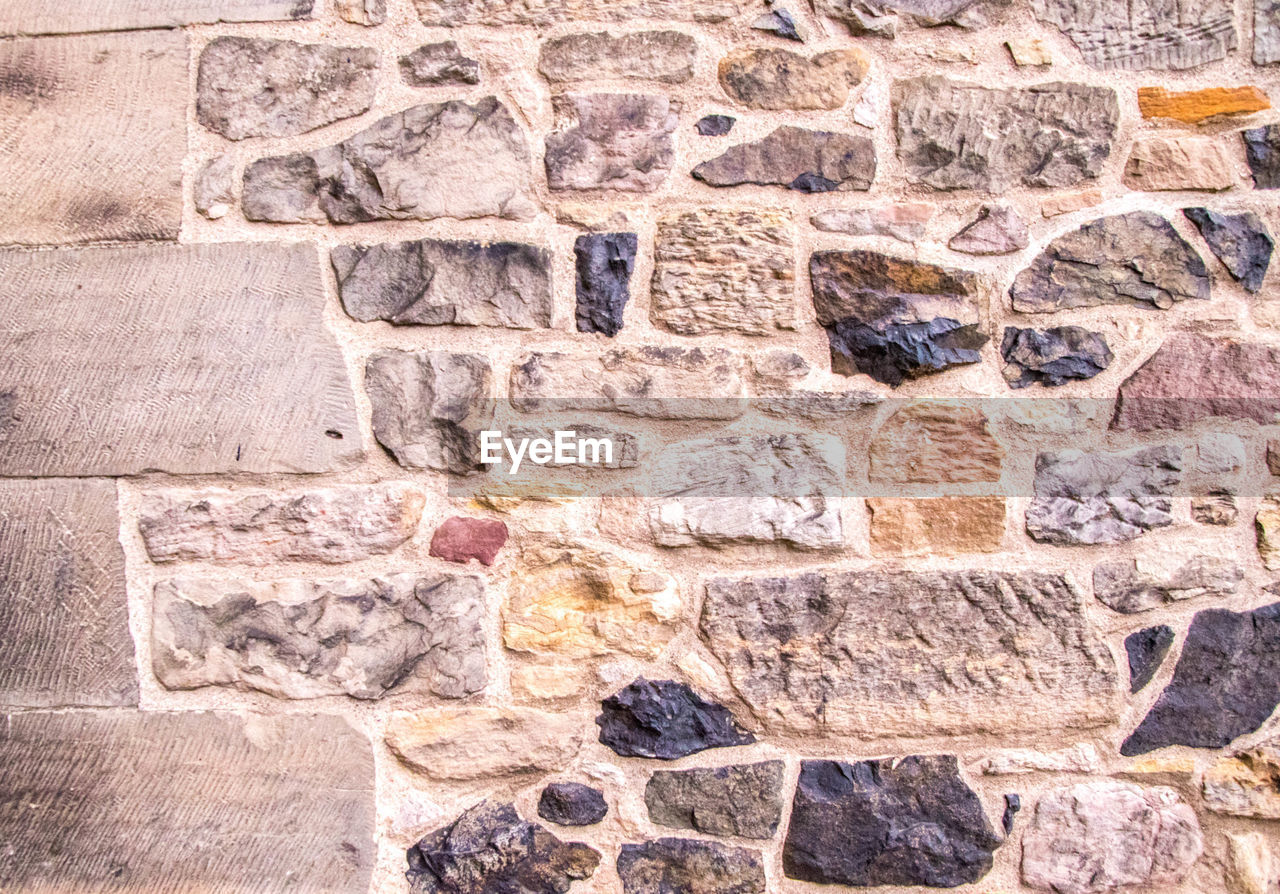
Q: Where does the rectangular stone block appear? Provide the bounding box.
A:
[0,32,186,244]
[0,243,361,475]
[0,710,374,892]
[0,1,313,35]
[0,479,136,707]
[414,0,742,26]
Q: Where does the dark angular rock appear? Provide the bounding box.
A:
[429,517,508,566]
[644,761,785,839]
[752,9,803,40]
[696,114,736,136]
[1011,212,1209,312]
[1001,326,1112,389]
[538,783,608,827]
[399,41,481,86]
[783,756,1002,887]
[1243,125,1280,188]
[827,318,987,386]
[692,126,876,192]
[1183,207,1273,292]
[1122,602,1280,755]
[406,801,601,894]
[1126,625,1175,693]
[1003,794,1021,836]
[596,678,755,760]
[616,838,765,894]
[948,204,1029,255]
[575,232,638,337]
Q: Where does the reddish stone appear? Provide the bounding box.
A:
[430,517,508,566]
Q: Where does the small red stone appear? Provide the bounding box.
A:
[429,517,508,566]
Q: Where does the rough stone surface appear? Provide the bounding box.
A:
[783,756,1002,887]
[1007,37,1053,65]
[407,801,601,894]
[1226,831,1276,894]
[816,0,999,34]
[538,783,608,826]
[894,77,1118,191]
[576,232,637,336]
[387,707,584,779]
[0,31,185,245]
[0,480,136,707]
[596,678,755,760]
[1243,124,1280,188]
[812,203,933,242]
[1138,86,1270,123]
[1259,495,1280,570]
[539,31,696,83]
[1001,326,1112,388]
[196,37,379,140]
[1183,207,1273,293]
[617,838,765,894]
[242,97,536,223]
[1123,137,1236,191]
[138,484,424,564]
[336,0,386,24]
[430,517,508,566]
[194,154,235,219]
[0,711,373,892]
[718,47,869,110]
[1011,212,1209,313]
[1259,0,1280,64]
[949,205,1029,255]
[1126,625,1175,693]
[696,114,735,136]
[0,243,360,475]
[1030,0,1236,70]
[413,0,746,25]
[869,496,1005,555]
[1093,556,1242,613]
[1203,742,1280,819]
[399,41,480,86]
[651,209,795,335]
[645,761,785,839]
[0,1,314,34]
[692,126,876,192]
[1122,602,1280,755]
[365,350,492,474]
[332,239,552,328]
[1195,491,1239,525]
[545,94,678,192]
[980,744,1103,775]
[1027,446,1181,544]
[700,569,1117,735]
[869,402,1003,484]
[753,9,802,40]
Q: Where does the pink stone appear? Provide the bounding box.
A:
[430,517,508,566]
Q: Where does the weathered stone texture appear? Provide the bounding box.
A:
[868,496,1005,555]
[1259,0,1280,64]
[0,0,313,35]
[399,41,479,86]
[1138,86,1270,123]
[1126,625,1174,692]
[337,0,386,24]
[1093,556,1241,613]
[597,678,755,760]
[869,403,1003,484]
[430,517,508,566]
[576,232,637,336]
[194,154,235,220]
[539,31,696,83]
[1030,0,1236,69]
[1259,495,1280,570]
[1183,207,1273,292]
[645,761,785,839]
[0,243,360,475]
[700,569,1118,735]
[696,114,735,136]
[1203,742,1280,818]
[817,0,1000,34]
[813,203,933,242]
[539,783,608,826]
[1244,124,1280,188]
[718,48,868,110]
[617,839,764,894]
[414,0,745,25]
[1027,446,1181,544]
[388,707,583,779]
[0,711,374,892]
[754,9,802,39]
[1001,326,1112,388]
[949,205,1029,255]
[545,94,678,192]
[980,743,1102,775]
[693,126,876,192]
[1123,137,1236,191]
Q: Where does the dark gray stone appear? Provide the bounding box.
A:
[817,0,1003,35]
[1122,603,1280,755]
[826,318,986,386]
[696,114,735,136]
[1093,556,1242,614]
[596,678,755,760]
[1031,0,1236,70]
[948,205,1029,255]
[645,761,785,839]
[617,838,765,894]
[753,9,802,40]
[1001,326,1112,389]
[692,126,876,192]
[407,801,601,894]
[399,41,480,86]
[1243,125,1280,189]
[1183,207,1273,292]
[1003,794,1021,836]
[783,756,1002,887]
[575,233,638,337]
[1126,625,1175,693]
[538,783,608,827]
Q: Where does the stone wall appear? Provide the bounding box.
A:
[1,0,1280,892]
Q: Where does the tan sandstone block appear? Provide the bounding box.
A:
[1123,137,1237,191]
[1203,742,1280,818]
[869,402,1004,485]
[869,496,1005,556]
[386,707,584,779]
[0,0,312,35]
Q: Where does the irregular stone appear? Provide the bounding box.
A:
[399,41,479,86]
[1030,0,1235,69]
[388,707,583,779]
[869,496,1005,555]
[696,114,735,135]
[1007,37,1052,65]
[1127,625,1175,692]
[512,664,584,701]
[894,77,1118,191]
[1226,832,1275,894]
[365,350,492,474]
[693,126,875,192]
[1259,0,1280,64]
[783,756,1002,887]
[645,761,785,839]
[816,0,1000,34]
[979,744,1102,775]
[1093,556,1242,613]
[1203,742,1280,818]
[194,155,235,220]
[0,31,185,245]
[1257,494,1280,570]
[0,480,136,707]
[651,209,795,335]
[701,569,1118,735]
[1041,188,1103,217]
[1138,86,1270,123]
[1,1,313,34]
[617,838,764,894]
[0,711,373,893]
[0,243,359,475]
[812,203,932,241]
[332,239,552,328]
[1195,433,1241,473]
[545,94,678,192]
[413,0,746,25]
[1003,795,1022,835]
[597,678,755,759]
[1021,782,1202,894]
[1182,207,1273,292]
[718,47,869,110]
[538,31,696,83]
[1243,124,1280,188]
[949,204,1029,254]
[539,783,608,826]
[1011,212,1209,312]
[407,801,600,893]
[751,351,811,390]
[753,9,802,40]
[196,37,378,140]
[1123,137,1236,191]
[869,402,1003,484]
[429,517,507,566]
[1194,492,1238,525]
[1123,602,1280,754]
[1112,334,1280,431]
[242,97,536,223]
[336,0,386,24]
[576,232,637,336]
[1001,326,1112,388]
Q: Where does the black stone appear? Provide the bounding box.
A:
[1126,625,1175,694]
[406,801,601,894]
[752,9,803,41]
[783,756,1002,887]
[538,783,608,827]
[826,317,987,387]
[1243,124,1280,190]
[1002,794,1020,836]
[1183,207,1274,293]
[616,838,765,894]
[574,232,637,337]
[1121,602,1280,755]
[1000,326,1113,389]
[696,115,735,136]
[596,678,755,760]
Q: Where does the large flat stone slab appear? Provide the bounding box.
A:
[0,243,361,476]
[413,0,743,25]
[0,32,186,245]
[0,710,374,892]
[0,0,312,35]
[0,480,136,707]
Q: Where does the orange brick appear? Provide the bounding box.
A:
[1137,86,1270,124]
